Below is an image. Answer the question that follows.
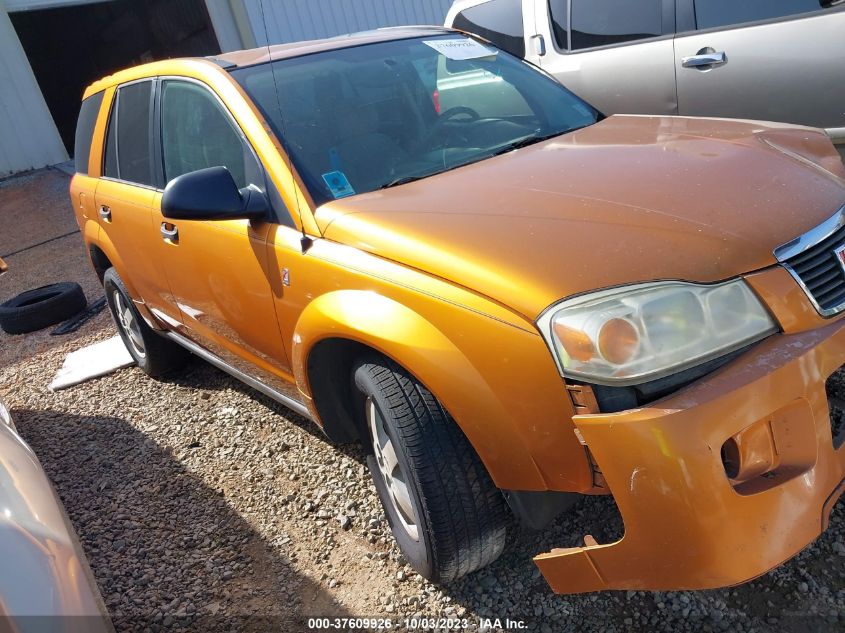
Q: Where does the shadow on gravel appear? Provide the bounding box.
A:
[439,492,844,633]
[162,359,368,459]
[13,407,356,633]
[59,357,844,632]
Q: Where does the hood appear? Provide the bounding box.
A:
[316,115,845,319]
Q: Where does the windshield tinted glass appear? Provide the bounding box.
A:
[232,35,599,205]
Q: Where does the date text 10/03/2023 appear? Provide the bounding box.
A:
[307,617,528,630]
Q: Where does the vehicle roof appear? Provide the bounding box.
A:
[84,26,458,97]
[216,25,458,68]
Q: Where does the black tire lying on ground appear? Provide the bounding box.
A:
[0,282,87,335]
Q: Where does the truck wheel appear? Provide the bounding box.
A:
[103,268,188,377]
[353,357,509,583]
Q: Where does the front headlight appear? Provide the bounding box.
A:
[538,280,777,385]
[0,399,13,429]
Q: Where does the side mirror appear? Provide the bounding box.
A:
[161,166,269,221]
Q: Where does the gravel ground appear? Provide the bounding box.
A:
[0,327,841,633]
[1,169,843,632]
[0,168,109,368]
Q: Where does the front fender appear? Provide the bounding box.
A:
[292,290,551,491]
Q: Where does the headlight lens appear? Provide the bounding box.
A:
[539,280,777,385]
[0,400,12,428]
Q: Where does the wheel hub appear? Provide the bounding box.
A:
[367,397,419,541]
[113,290,145,358]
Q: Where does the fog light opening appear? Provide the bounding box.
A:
[721,438,740,480]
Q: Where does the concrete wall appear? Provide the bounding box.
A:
[241,0,453,46]
[0,2,67,177]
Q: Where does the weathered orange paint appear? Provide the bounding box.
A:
[70,29,845,594]
[745,266,829,333]
[536,320,845,592]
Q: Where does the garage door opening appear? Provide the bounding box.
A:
[11,0,220,155]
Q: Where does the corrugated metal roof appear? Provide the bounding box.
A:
[243,0,453,46]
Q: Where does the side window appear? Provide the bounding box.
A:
[159,80,261,190]
[452,0,525,58]
[694,0,833,30]
[102,81,154,186]
[570,0,664,50]
[74,91,104,175]
[103,103,118,180]
[548,0,569,50]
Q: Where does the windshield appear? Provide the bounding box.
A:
[232,34,600,205]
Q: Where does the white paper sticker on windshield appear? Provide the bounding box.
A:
[423,38,497,61]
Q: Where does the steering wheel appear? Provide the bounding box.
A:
[428,106,482,149]
[436,106,481,124]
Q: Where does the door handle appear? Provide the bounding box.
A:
[98,205,111,222]
[530,34,546,57]
[160,222,179,242]
[682,51,727,69]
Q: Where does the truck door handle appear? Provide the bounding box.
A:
[98,205,111,221]
[160,222,179,242]
[682,51,727,69]
[530,34,546,57]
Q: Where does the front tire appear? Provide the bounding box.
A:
[103,268,188,378]
[353,357,508,583]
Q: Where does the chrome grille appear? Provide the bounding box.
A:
[784,225,845,311]
[775,206,845,317]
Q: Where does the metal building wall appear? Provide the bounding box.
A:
[0,4,68,177]
[242,0,453,46]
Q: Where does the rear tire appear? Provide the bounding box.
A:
[103,268,188,378]
[353,356,508,583]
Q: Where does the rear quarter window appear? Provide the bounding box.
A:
[74,91,104,175]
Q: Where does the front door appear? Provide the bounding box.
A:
[153,78,294,394]
[674,1,845,131]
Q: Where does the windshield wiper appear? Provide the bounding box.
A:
[487,130,566,158]
[378,174,431,190]
[377,125,593,190]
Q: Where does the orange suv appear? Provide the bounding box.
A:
[70,27,845,593]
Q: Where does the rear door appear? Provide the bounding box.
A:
[535,0,678,115]
[95,79,179,322]
[674,0,845,134]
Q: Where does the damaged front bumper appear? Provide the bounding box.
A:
[535,315,845,593]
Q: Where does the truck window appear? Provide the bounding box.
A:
[452,0,525,58]
[694,0,834,30]
[73,91,103,175]
[103,81,154,187]
[570,0,663,50]
[548,0,569,50]
[159,80,261,190]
